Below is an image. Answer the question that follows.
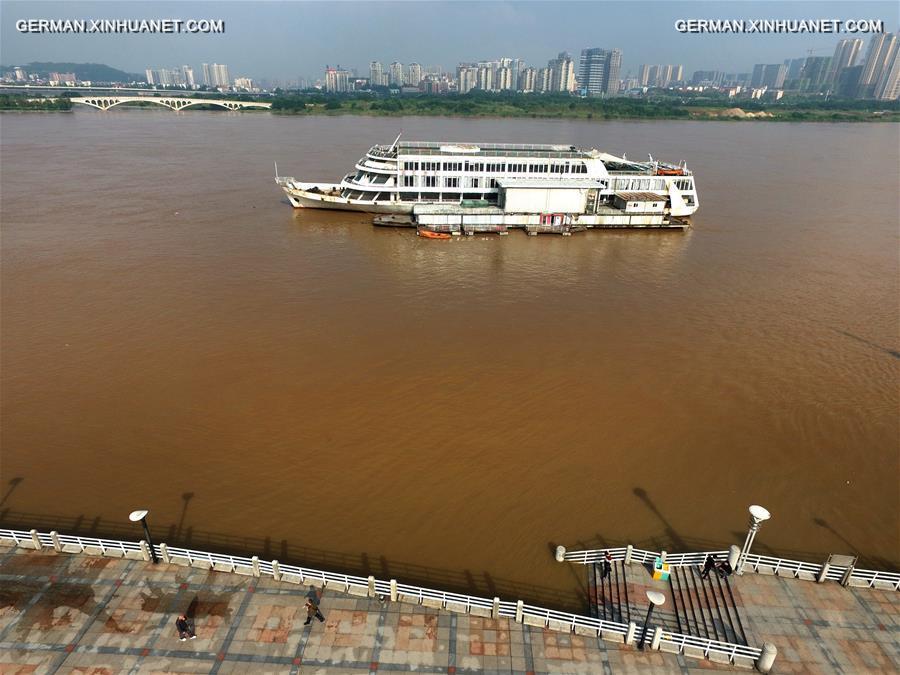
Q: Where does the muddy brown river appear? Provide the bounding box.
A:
[1,111,897,610]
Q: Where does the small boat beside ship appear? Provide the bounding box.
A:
[277,135,699,233]
[417,228,452,240]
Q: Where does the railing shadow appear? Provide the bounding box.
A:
[552,485,897,570]
[0,507,589,613]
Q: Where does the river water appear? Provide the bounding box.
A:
[1,111,897,609]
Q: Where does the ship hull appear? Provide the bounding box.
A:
[283,186,414,214]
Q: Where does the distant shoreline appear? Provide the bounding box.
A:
[2,108,898,123]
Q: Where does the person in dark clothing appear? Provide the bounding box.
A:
[600,552,613,580]
[717,560,733,579]
[701,554,717,579]
[304,599,325,625]
[175,613,196,640]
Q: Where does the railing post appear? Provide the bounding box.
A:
[624,544,633,565]
[367,575,376,597]
[159,543,170,564]
[756,642,777,673]
[251,556,261,577]
[389,579,398,602]
[272,560,281,581]
[515,600,524,623]
[555,545,566,562]
[30,529,41,550]
[139,540,151,562]
[651,626,663,650]
[625,621,637,645]
[491,597,500,619]
[817,562,830,583]
[50,531,62,552]
[660,550,667,564]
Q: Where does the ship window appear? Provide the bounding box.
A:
[445,177,460,188]
[403,175,416,187]
[425,176,438,187]
[471,178,480,188]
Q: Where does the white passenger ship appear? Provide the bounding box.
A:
[276,135,698,225]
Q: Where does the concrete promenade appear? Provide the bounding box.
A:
[617,560,900,673]
[1,545,898,673]
[1,544,729,674]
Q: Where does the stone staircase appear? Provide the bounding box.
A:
[589,561,631,624]
[668,565,748,644]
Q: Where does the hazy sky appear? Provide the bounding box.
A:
[2,1,898,81]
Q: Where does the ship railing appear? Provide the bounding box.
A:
[560,545,900,590]
[0,526,766,666]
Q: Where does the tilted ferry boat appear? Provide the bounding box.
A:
[276,135,698,230]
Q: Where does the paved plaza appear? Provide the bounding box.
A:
[0,544,897,674]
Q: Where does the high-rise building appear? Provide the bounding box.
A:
[750,64,766,88]
[800,57,831,89]
[751,64,786,89]
[536,67,551,93]
[580,49,624,95]
[638,63,681,88]
[496,67,513,91]
[518,67,536,93]
[826,39,863,84]
[476,65,493,91]
[405,63,423,87]
[691,70,725,86]
[145,69,155,85]
[836,65,864,97]
[325,67,350,93]
[875,42,900,100]
[201,63,230,88]
[456,65,478,94]
[548,52,576,93]
[858,33,898,98]
[389,62,404,87]
[182,66,195,88]
[234,77,254,91]
[638,64,651,86]
[785,58,806,81]
[369,61,384,87]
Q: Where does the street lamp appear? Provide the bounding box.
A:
[637,590,665,650]
[129,509,159,564]
[736,505,771,576]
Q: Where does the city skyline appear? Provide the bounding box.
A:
[2,1,898,82]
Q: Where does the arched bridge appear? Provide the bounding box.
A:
[71,96,272,111]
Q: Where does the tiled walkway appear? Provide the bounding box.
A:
[615,561,900,674]
[0,545,724,674]
[2,544,898,673]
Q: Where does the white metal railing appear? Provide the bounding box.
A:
[0,526,765,666]
[562,544,900,590]
[659,631,762,660]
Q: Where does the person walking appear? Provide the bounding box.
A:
[701,554,716,579]
[717,560,733,579]
[304,598,325,626]
[600,552,613,580]
[175,613,196,641]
